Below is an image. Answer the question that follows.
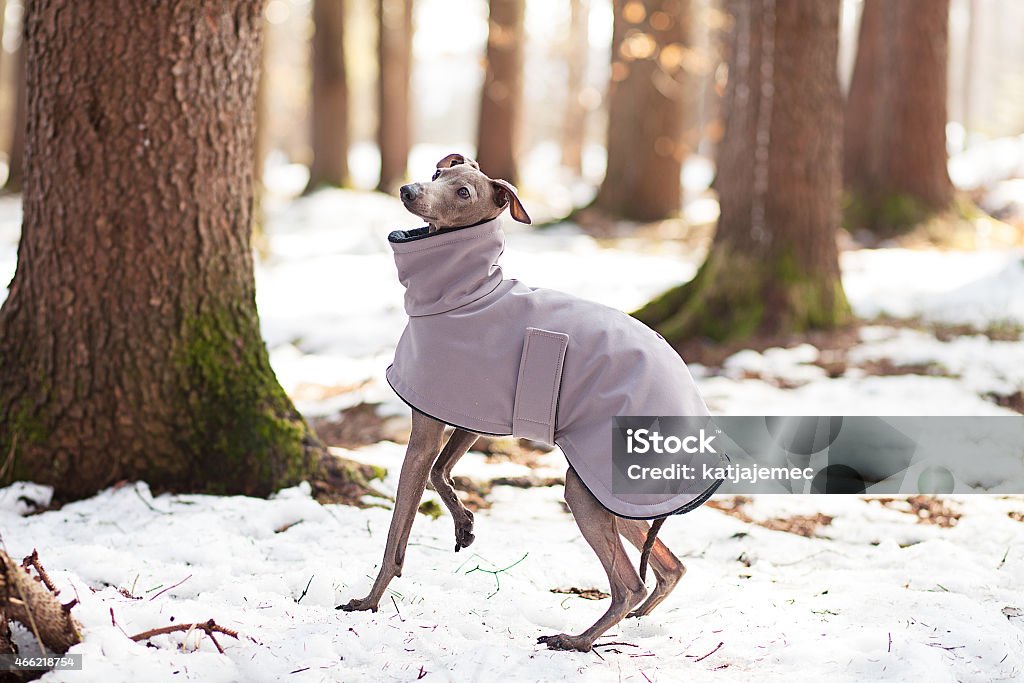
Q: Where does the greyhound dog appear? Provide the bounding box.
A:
[338,154,694,653]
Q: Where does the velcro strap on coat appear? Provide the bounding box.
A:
[512,327,569,446]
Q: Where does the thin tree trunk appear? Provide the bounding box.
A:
[307,0,350,191]
[561,0,590,174]
[4,36,25,192]
[476,0,525,184]
[377,0,412,194]
[843,0,954,236]
[591,0,693,222]
[0,1,324,500]
[635,0,849,343]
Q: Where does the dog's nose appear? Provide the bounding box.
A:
[400,184,419,202]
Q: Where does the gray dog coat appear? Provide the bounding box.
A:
[386,218,725,519]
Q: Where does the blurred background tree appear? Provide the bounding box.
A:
[635,0,849,344]
[844,0,955,237]
[376,0,413,193]
[560,0,591,175]
[590,0,693,222]
[307,0,352,191]
[476,0,525,184]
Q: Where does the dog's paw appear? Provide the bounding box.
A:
[537,633,592,652]
[454,510,475,552]
[336,597,379,613]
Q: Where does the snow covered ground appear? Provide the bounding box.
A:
[3,468,1023,682]
[2,180,1024,680]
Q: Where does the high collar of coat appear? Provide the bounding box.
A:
[388,218,506,317]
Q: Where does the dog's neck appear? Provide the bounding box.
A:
[388,218,505,317]
[428,216,501,233]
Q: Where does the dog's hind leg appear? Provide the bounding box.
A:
[617,519,686,618]
[339,410,446,613]
[429,428,479,551]
[538,468,646,652]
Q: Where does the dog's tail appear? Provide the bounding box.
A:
[639,517,667,582]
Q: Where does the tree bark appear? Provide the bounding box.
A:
[255,7,272,190]
[561,0,590,174]
[635,0,849,343]
[306,0,350,191]
[0,1,325,501]
[591,0,692,221]
[4,36,26,193]
[377,0,412,194]
[843,0,954,236]
[476,0,525,184]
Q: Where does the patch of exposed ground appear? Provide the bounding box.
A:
[705,496,834,538]
[312,403,408,450]
[868,495,961,528]
[550,587,609,600]
[988,391,1024,414]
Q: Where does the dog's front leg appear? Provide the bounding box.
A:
[339,410,447,612]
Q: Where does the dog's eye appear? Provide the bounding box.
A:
[431,170,441,181]
[457,187,471,199]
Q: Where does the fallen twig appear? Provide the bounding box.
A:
[133,483,169,514]
[691,641,724,662]
[296,575,314,604]
[926,642,964,652]
[391,595,404,622]
[22,549,58,594]
[130,618,239,654]
[593,641,638,649]
[149,574,192,601]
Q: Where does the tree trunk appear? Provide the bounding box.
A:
[307,0,350,191]
[0,1,324,501]
[377,0,412,194]
[4,36,25,193]
[476,0,525,184]
[635,0,849,344]
[561,0,590,174]
[843,0,954,236]
[255,7,272,189]
[591,0,692,222]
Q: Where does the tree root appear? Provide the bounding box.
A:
[632,245,849,346]
[0,550,81,654]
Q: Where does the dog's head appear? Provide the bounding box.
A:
[399,153,531,232]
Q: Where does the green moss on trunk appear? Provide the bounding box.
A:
[843,189,963,238]
[175,307,320,496]
[633,246,849,346]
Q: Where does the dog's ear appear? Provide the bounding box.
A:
[491,179,532,225]
[436,153,480,170]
